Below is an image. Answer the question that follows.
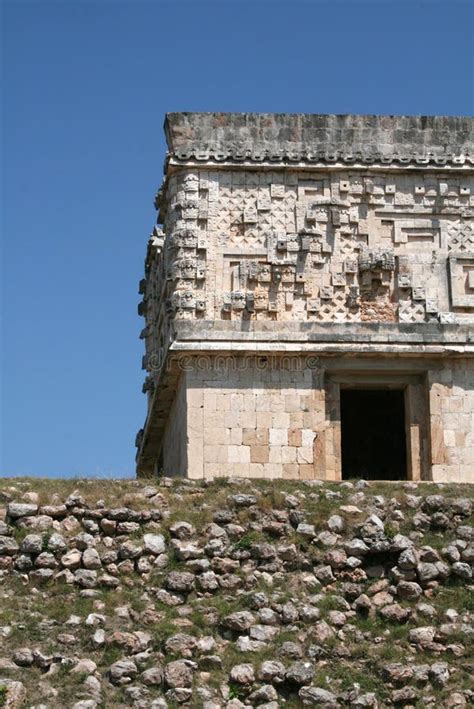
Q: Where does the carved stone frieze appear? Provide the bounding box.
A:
[358,249,395,274]
[448,222,474,251]
[139,166,474,333]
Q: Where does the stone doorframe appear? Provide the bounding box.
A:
[316,362,432,481]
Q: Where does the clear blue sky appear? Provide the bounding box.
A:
[2,0,473,478]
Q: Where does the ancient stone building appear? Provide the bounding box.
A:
[136,113,474,482]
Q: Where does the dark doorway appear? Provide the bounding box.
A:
[341,389,407,480]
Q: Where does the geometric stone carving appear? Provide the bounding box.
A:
[447,222,474,252]
[448,252,474,308]
[358,249,396,273]
[398,274,412,289]
[143,154,474,329]
[394,219,440,246]
[346,286,359,308]
[398,301,426,322]
[171,291,197,309]
[425,298,439,314]
[412,287,426,301]
[140,157,474,331]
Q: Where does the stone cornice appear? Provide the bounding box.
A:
[164,112,474,170]
[171,320,474,347]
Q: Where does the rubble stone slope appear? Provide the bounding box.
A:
[0,477,473,708]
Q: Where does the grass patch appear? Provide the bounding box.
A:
[419,530,449,550]
[96,644,123,669]
[353,613,413,643]
[0,477,142,509]
[198,593,244,618]
[432,581,474,614]
[316,594,347,616]
[233,530,269,550]
[11,526,31,544]
[333,660,389,698]
[228,683,246,701]
[164,504,214,532]
[376,641,408,663]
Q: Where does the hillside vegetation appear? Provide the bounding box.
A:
[0,476,473,708]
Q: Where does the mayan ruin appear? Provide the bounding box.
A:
[136,113,474,483]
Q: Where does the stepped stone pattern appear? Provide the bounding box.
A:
[136,113,474,482]
[0,477,473,707]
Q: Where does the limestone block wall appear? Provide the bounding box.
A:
[159,355,474,482]
[161,374,187,477]
[185,358,325,480]
[429,359,474,482]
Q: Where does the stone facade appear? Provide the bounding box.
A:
[136,113,474,482]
